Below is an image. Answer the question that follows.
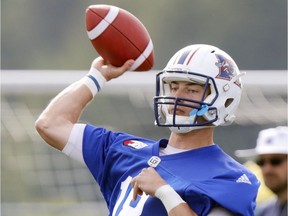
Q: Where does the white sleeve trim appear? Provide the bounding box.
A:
[62,123,86,165]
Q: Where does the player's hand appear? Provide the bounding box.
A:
[91,57,135,81]
[131,167,167,201]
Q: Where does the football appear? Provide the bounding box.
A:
[85,4,154,71]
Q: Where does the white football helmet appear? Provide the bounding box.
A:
[154,44,245,133]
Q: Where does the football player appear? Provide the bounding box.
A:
[35,44,260,215]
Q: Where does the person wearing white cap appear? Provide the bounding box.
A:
[236,126,288,216]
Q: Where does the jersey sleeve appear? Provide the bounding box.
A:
[81,124,123,185]
[187,170,260,216]
[63,123,146,202]
[177,146,260,216]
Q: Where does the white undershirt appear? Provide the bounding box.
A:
[62,123,86,164]
[159,144,190,156]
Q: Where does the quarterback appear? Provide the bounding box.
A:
[35,44,260,215]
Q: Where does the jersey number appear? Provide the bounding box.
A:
[112,176,149,216]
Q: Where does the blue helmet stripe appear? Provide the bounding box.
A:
[177,49,191,65]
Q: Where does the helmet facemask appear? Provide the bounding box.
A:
[154,71,219,133]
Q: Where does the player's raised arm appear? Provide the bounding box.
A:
[35,57,134,151]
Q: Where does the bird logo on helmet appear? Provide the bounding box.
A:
[215,53,241,87]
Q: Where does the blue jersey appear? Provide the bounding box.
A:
[74,124,259,216]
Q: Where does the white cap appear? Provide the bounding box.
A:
[235,126,288,158]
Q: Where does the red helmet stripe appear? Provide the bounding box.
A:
[186,47,201,65]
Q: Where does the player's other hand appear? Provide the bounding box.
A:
[91,57,135,81]
[131,167,167,201]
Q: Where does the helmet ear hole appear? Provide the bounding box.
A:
[225,98,234,108]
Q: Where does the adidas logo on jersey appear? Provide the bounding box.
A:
[236,174,251,184]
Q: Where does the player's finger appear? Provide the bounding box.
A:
[110,59,134,76]
[122,59,135,71]
[140,168,147,174]
[132,182,140,201]
[91,56,104,68]
[105,59,135,81]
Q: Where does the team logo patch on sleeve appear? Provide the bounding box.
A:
[123,140,148,149]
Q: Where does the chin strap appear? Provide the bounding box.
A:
[189,104,209,117]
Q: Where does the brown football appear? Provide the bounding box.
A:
[86,4,154,71]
